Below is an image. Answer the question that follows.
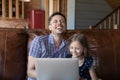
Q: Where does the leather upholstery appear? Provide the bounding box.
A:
[27,29,120,80]
[0,28,28,80]
[0,28,120,80]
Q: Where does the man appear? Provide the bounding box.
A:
[27,12,69,80]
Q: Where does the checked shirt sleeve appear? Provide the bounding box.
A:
[29,36,42,58]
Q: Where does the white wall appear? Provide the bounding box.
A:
[67,0,75,29]
[75,0,112,29]
[40,0,112,29]
[40,0,45,10]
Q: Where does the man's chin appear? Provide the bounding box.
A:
[56,31,64,34]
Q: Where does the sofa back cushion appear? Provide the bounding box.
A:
[27,29,120,80]
[0,28,28,80]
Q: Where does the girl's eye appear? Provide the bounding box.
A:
[70,47,73,49]
[76,48,80,50]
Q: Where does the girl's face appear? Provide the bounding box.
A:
[69,41,84,58]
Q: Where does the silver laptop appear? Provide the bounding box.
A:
[35,58,80,80]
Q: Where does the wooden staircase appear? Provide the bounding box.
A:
[106,0,120,9]
[91,6,120,29]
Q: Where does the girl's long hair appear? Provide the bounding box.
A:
[68,33,89,57]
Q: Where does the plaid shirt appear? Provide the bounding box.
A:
[28,33,69,80]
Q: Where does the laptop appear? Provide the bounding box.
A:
[35,58,80,80]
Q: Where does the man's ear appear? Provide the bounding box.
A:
[49,25,52,31]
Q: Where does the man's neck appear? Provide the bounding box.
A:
[52,33,63,48]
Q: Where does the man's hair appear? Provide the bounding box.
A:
[48,12,66,25]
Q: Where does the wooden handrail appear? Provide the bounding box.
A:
[0,0,24,19]
[92,6,120,29]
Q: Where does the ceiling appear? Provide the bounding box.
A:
[106,0,120,9]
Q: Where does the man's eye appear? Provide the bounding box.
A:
[53,21,57,23]
[61,20,65,23]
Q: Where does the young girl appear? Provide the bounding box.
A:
[67,33,98,80]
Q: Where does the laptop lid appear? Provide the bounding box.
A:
[35,58,79,80]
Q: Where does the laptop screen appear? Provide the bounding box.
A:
[35,58,80,80]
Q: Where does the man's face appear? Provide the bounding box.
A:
[49,15,66,35]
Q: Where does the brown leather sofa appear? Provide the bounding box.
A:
[0,28,28,80]
[0,28,120,80]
